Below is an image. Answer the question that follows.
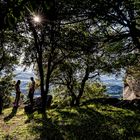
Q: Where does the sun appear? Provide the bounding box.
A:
[33,15,41,23]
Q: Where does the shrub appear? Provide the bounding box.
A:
[0,75,14,108]
[51,82,107,108]
[82,82,107,100]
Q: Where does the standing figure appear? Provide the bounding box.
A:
[28,77,35,107]
[0,94,3,114]
[14,80,21,107]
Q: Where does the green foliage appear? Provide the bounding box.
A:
[1,0,140,114]
[83,82,107,100]
[51,86,71,108]
[1,101,140,140]
[0,30,21,110]
[0,75,14,107]
[51,82,107,108]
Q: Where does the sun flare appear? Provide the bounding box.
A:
[33,15,41,23]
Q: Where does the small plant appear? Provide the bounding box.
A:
[83,82,107,100]
[51,86,71,108]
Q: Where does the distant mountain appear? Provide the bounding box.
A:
[100,74,123,98]
[14,68,124,98]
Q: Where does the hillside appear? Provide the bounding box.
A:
[0,100,140,140]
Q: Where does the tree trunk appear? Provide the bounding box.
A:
[70,93,77,107]
[67,85,77,107]
[76,66,89,106]
[29,21,45,112]
[36,53,45,112]
[43,3,56,111]
[43,19,56,110]
[44,60,51,112]
[130,26,140,49]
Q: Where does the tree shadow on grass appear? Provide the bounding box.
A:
[56,107,122,140]
[29,112,64,140]
[82,97,140,113]
[55,105,140,140]
[28,102,140,140]
[115,115,140,139]
[24,113,34,123]
[81,97,119,106]
[4,106,18,122]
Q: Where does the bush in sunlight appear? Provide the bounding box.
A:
[81,82,107,101]
[51,86,71,108]
[51,82,107,108]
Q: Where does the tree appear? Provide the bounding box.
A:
[86,0,140,99]
[87,0,140,51]
[0,0,28,113]
[19,0,66,112]
[50,23,109,106]
[21,0,91,111]
[7,0,140,110]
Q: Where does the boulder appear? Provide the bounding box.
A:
[24,95,52,114]
[123,74,140,100]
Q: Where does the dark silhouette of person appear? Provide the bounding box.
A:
[0,94,3,114]
[14,80,21,108]
[28,77,35,108]
[3,80,21,121]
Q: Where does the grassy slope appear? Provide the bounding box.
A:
[0,101,140,140]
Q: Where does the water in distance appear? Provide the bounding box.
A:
[13,68,124,98]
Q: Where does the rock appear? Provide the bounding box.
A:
[123,71,140,100]
[24,95,52,114]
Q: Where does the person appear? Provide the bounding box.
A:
[14,80,21,108]
[28,77,35,107]
[0,94,3,114]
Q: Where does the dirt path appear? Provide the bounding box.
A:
[0,107,28,139]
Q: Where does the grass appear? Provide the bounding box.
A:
[0,99,140,140]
